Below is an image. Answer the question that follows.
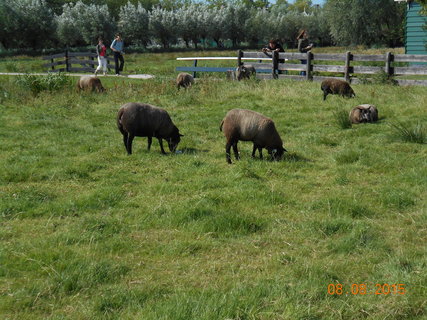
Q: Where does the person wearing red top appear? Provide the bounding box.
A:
[95,38,107,76]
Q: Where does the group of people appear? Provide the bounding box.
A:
[262,29,313,75]
[94,34,125,76]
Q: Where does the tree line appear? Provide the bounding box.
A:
[0,0,410,51]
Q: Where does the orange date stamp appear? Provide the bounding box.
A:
[327,283,406,295]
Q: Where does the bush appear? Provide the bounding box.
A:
[15,73,71,95]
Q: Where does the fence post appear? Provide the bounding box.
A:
[385,52,393,77]
[51,57,54,72]
[193,59,198,78]
[344,51,351,82]
[272,51,278,79]
[306,52,312,81]
[237,50,243,67]
[90,54,95,72]
[65,48,70,72]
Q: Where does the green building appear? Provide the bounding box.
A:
[396,0,427,54]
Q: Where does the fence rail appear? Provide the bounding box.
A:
[43,50,114,73]
[176,50,427,86]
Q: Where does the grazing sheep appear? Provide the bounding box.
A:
[220,108,286,164]
[321,78,355,100]
[77,76,105,92]
[117,102,183,155]
[176,72,194,89]
[236,65,256,81]
[349,104,378,124]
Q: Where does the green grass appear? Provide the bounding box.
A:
[0,51,426,319]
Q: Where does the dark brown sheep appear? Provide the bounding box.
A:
[321,78,355,100]
[117,103,183,155]
[76,76,105,92]
[176,72,194,89]
[236,65,256,81]
[220,108,286,164]
[349,104,378,124]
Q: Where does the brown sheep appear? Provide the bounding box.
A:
[117,102,183,155]
[321,78,355,100]
[349,104,378,124]
[176,72,194,89]
[220,108,286,164]
[236,65,256,81]
[76,76,105,92]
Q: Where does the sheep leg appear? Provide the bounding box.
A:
[126,134,135,155]
[258,147,263,159]
[232,142,239,160]
[226,141,233,164]
[158,138,167,154]
[323,91,328,101]
[122,132,128,151]
[147,136,152,150]
[252,144,257,158]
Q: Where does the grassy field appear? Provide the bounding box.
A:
[0,50,426,319]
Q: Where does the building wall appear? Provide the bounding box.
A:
[406,2,427,54]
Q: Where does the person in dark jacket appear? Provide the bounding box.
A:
[110,34,125,76]
[297,30,313,76]
[262,39,285,67]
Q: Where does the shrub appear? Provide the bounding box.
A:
[15,73,71,95]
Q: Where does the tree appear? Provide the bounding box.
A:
[118,2,150,46]
[56,1,115,46]
[0,0,56,49]
[149,7,178,48]
[324,0,405,47]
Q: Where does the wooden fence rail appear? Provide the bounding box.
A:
[176,50,427,86]
[43,50,114,73]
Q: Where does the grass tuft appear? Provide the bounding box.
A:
[333,108,352,129]
[390,121,426,144]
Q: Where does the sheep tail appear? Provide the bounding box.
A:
[117,108,125,129]
[219,119,224,132]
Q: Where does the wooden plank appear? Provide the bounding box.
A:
[394,66,427,75]
[42,53,65,60]
[43,60,67,68]
[243,52,274,59]
[68,52,96,57]
[277,63,306,71]
[312,75,346,82]
[68,59,97,65]
[395,79,427,86]
[248,63,273,69]
[277,74,306,81]
[312,53,347,61]
[394,54,427,62]
[352,66,384,74]
[312,65,345,72]
[279,52,307,60]
[352,54,385,61]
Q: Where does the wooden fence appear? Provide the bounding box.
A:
[177,50,427,86]
[43,50,114,73]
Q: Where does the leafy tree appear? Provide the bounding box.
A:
[56,1,115,46]
[324,0,405,47]
[206,6,228,47]
[118,2,150,46]
[149,7,178,48]
[0,0,56,49]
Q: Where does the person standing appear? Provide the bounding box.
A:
[94,38,107,76]
[110,34,124,76]
[297,30,313,76]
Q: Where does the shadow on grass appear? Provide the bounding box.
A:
[177,147,209,155]
[282,152,311,163]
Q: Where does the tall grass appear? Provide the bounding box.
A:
[390,121,426,144]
